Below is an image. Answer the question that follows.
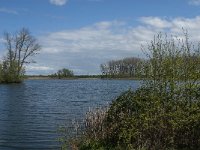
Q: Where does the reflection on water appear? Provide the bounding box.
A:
[0,79,140,149]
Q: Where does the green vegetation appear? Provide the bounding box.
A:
[61,32,200,150]
[0,28,41,83]
[49,68,74,79]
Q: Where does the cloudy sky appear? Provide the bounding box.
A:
[0,0,200,75]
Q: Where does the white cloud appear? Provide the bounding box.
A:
[140,16,200,41]
[34,16,200,75]
[0,8,18,15]
[26,64,55,75]
[188,0,200,5]
[40,20,149,55]
[27,66,54,71]
[26,65,54,75]
[37,20,157,74]
[140,17,172,28]
[0,38,4,43]
[49,0,68,6]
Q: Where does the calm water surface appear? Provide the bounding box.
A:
[0,79,140,150]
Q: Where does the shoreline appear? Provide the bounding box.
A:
[25,76,142,80]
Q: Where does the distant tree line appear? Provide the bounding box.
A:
[100,52,200,80]
[49,68,74,79]
[0,28,41,83]
[100,57,141,78]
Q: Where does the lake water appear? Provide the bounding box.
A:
[0,79,140,150]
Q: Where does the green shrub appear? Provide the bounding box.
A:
[62,32,200,150]
[105,88,200,149]
[71,86,199,150]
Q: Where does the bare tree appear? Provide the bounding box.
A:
[100,57,141,78]
[2,28,41,82]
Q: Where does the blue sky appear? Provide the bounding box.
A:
[0,0,200,75]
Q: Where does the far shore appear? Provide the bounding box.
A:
[25,75,142,80]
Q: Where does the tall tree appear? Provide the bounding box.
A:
[2,28,41,83]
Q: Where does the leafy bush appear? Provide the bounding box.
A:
[70,85,199,150]
[62,32,200,150]
[105,88,200,149]
[0,60,24,83]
